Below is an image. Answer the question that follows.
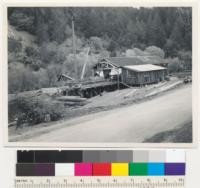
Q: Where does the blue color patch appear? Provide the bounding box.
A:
[148,163,164,176]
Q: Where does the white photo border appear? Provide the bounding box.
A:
[1,0,199,148]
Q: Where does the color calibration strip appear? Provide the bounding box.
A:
[16,162,185,176]
[16,150,185,177]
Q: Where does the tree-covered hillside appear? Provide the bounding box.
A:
[8,7,192,93]
[8,7,192,55]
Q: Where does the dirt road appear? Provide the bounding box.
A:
[25,85,192,142]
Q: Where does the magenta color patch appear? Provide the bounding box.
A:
[75,163,92,176]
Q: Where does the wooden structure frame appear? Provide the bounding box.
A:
[121,64,167,86]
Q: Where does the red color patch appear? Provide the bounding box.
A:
[93,163,111,176]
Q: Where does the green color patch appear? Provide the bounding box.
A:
[129,163,148,176]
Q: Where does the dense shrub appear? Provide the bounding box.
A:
[125,46,165,58]
[8,38,22,53]
[15,94,65,127]
[8,63,50,93]
[166,58,183,73]
[178,50,192,71]
[9,9,35,33]
[144,46,165,58]
[25,46,40,57]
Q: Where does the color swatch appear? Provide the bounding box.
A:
[93,163,111,176]
[111,163,129,176]
[75,163,92,176]
[129,163,148,176]
[16,163,55,176]
[55,163,74,176]
[148,163,165,176]
[165,163,185,175]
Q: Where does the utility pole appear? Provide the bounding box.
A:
[117,68,120,90]
[72,17,77,80]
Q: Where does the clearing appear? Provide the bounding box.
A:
[9,79,192,143]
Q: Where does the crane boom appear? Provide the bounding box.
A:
[80,47,90,80]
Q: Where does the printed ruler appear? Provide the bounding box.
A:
[15,176,185,188]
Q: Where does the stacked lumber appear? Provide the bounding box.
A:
[56,96,88,106]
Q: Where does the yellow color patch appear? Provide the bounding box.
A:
[111,163,129,176]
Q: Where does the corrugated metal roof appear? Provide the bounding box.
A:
[123,64,167,72]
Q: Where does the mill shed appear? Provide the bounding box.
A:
[93,56,168,80]
[121,64,167,86]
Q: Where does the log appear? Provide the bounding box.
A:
[56,96,87,102]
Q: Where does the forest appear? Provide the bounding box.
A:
[8,7,192,94]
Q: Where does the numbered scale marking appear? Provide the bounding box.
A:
[15,176,185,188]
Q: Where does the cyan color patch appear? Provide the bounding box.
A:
[148,163,164,176]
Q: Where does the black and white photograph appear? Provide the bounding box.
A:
[7,6,193,144]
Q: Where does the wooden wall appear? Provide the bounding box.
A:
[121,68,166,86]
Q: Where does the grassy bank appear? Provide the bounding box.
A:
[143,122,192,143]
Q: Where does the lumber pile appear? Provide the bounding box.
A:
[56,96,88,106]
